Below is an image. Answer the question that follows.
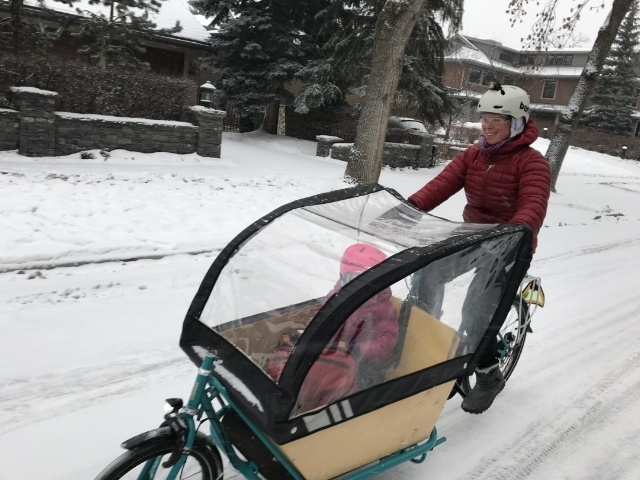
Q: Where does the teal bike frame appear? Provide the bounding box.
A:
[153,353,446,480]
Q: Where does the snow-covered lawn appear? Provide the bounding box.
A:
[0,131,639,479]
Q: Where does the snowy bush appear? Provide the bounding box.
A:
[445,123,482,144]
[0,54,195,121]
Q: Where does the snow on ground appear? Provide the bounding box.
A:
[0,131,639,479]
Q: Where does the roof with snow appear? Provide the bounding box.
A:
[23,0,211,44]
[446,34,586,78]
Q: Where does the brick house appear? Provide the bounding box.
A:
[443,33,640,136]
[0,0,214,84]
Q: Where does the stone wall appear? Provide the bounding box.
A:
[326,131,437,169]
[330,142,425,168]
[1,87,225,158]
[55,113,198,156]
[432,140,473,163]
[316,135,344,157]
[382,143,421,168]
[330,143,352,162]
[0,109,19,150]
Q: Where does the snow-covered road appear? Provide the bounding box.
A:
[1,132,639,479]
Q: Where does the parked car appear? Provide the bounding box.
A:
[388,116,427,133]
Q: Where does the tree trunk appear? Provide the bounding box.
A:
[445,115,453,141]
[261,98,280,134]
[546,0,634,192]
[345,0,430,184]
[98,35,108,68]
[9,0,24,53]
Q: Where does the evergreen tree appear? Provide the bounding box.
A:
[581,0,640,133]
[72,0,182,68]
[192,0,320,131]
[292,1,376,114]
[0,0,65,52]
[395,1,463,125]
[193,0,460,131]
[293,0,463,127]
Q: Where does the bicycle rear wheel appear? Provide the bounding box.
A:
[95,435,223,480]
[456,298,530,397]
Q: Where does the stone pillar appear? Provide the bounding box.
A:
[329,142,352,162]
[190,106,226,158]
[9,87,58,157]
[0,110,20,150]
[316,135,344,157]
[408,131,436,168]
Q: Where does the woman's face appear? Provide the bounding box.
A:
[480,114,511,145]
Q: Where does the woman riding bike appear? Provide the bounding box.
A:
[408,83,551,414]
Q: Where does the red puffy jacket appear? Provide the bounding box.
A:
[408,120,551,252]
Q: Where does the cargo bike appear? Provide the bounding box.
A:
[96,184,543,480]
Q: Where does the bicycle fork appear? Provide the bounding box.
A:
[146,356,216,479]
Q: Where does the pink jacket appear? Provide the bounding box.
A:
[408,120,551,252]
[327,285,399,364]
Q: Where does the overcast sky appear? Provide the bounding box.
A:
[460,0,615,50]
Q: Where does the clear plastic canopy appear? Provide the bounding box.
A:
[200,189,494,329]
[191,188,526,416]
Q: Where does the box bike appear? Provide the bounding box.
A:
[96,184,544,480]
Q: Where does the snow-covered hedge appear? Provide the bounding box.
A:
[0,54,195,121]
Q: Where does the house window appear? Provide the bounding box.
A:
[546,54,573,66]
[468,67,482,84]
[542,80,558,99]
[504,75,516,85]
[468,68,496,86]
[499,50,516,64]
[520,55,535,65]
[482,72,496,86]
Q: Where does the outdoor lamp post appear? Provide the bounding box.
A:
[621,146,627,159]
[542,127,548,138]
[199,81,216,108]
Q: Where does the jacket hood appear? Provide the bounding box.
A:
[499,119,539,155]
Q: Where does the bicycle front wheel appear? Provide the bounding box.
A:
[95,435,223,480]
[456,298,530,397]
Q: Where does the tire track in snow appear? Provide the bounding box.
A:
[534,237,640,265]
[457,350,640,480]
[0,247,221,274]
[454,285,640,479]
[517,295,640,380]
[0,352,193,434]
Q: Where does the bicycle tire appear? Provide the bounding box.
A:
[456,298,530,397]
[95,434,224,480]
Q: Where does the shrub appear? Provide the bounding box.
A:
[567,126,640,160]
[0,54,197,121]
[285,105,359,142]
[445,123,482,144]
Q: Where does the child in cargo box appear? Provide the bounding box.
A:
[328,242,399,382]
[267,243,399,412]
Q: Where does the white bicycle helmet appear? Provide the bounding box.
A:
[477,83,530,122]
